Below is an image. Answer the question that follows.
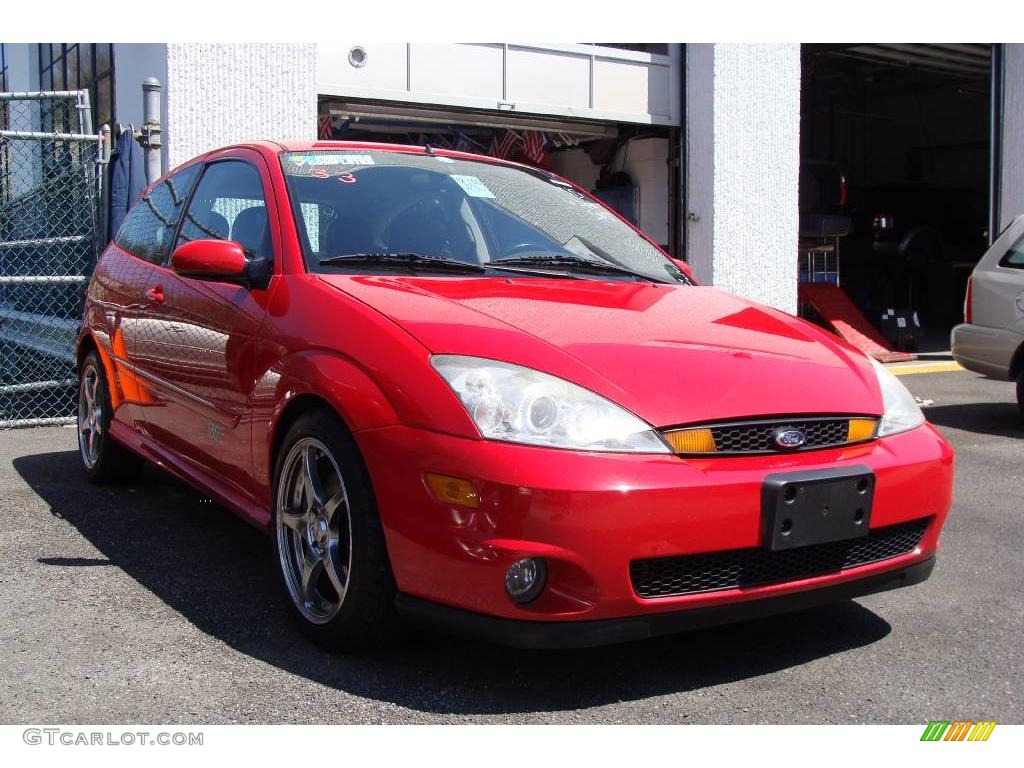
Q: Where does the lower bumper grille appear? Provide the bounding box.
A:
[630,518,930,598]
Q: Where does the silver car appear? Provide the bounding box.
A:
[952,214,1024,413]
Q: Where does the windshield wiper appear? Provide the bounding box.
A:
[489,254,669,283]
[319,252,486,273]
[320,252,589,280]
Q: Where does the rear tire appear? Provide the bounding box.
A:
[1017,370,1023,419]
[77,351,145,484]
[271,407,397,652]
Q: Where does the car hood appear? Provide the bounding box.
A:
[318,275,882,427]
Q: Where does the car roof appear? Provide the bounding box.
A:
[203,139,537,174]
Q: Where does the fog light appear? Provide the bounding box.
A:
[505,558,547,604]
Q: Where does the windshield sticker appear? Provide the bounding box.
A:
[337,172,357,184]
[450,175,495,198]
[287,153,375,168]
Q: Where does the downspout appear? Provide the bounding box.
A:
[990,43,1004,242]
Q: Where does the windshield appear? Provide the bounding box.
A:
[281,149,685,284]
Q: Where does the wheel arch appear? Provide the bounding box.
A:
[76,331,99,371]
[269,393,346,480]
[1010,341,1024,381]
[250,348,407,511]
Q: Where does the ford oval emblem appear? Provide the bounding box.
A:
[773,427,806,450]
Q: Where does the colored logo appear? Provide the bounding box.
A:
[920,721,997,742]
[772,427,807,449]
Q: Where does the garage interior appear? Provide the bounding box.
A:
[800,44,993,348]
[317,98,681,256]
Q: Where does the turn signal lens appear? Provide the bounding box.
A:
[663,428,717,454]
[846,418,878,443]
[425,473,480,508]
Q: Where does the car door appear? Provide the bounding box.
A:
[132,151,278,497]
[92,164,201,428]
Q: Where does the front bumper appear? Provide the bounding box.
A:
[356,422,953,626]
[395,557,935,649]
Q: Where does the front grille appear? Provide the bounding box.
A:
[711,418,849,453]
[630,518,929,598]
[661,416,879,455]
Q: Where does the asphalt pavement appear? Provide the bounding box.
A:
[0,370,1020,724]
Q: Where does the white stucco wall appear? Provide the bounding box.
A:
[1000,44,1024,232]
[165,43,317,169]
[686,44,801,314]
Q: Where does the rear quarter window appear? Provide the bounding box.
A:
[998,232,1024,269]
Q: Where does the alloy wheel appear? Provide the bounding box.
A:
[78,362,103,469]
[275,438,353,624]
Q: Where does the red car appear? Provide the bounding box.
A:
[76,141,954,651]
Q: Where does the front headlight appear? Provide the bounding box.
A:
[869,357,925,436]
[431,355,671,453]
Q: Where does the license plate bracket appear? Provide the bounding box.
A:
[761,465,874,551]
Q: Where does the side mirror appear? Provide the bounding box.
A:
[171,239,270,289]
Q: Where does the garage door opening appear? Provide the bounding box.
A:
[800,44,992,351]
[317,98,681,257]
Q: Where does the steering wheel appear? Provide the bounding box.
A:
[378,190,447,238]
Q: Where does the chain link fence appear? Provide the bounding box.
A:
[0,91,103,427]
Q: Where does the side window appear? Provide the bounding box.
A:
[177,160,272,261]
[114,164,200,264]
[998,232,1024,269]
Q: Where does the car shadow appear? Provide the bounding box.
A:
[15,450,893,716]
[925,401,1022,439]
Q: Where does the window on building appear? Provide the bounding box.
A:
[37,43,114,132]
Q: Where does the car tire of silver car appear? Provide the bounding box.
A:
[272,407,398,652]
[1017,370,1024,419]
[77,351,146,484]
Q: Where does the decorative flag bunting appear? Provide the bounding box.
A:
[489,130,520,159]
[521,130,549,165]
[317,114,333,140]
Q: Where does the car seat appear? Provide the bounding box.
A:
[231,205,271,260]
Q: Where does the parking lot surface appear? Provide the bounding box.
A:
[1,370,1020,724]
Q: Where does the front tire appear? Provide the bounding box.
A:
[77,351,145,484]
[1017,370,1023,419]
[272,408,397,651]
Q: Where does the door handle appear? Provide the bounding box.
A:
[144,286,164,305]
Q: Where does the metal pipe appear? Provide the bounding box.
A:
[77,89,93,135]
[0,417,76,429]
[0,130,99,142]
[0,90,89,100]
[0,235,91,250]
[142,77,163,183]
[0,275,89,284]
[990,44,1004,242]
[0,379,77,395]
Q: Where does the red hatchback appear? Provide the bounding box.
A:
[77,141,953,650]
